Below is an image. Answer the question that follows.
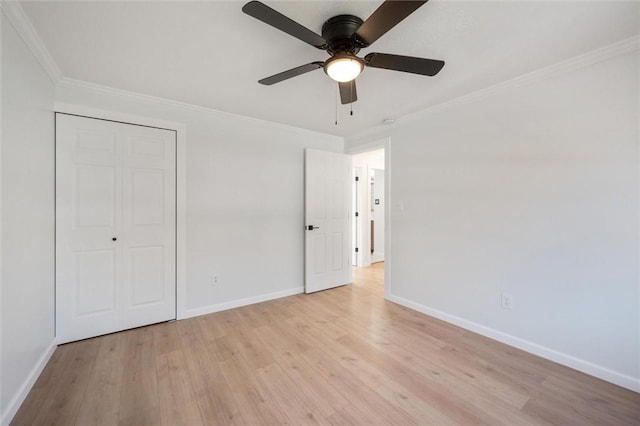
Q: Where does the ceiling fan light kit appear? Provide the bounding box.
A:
[242,0,444,104]
[324,54,364,83]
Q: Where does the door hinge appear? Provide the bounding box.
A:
[355,176,359,181]
[355,248,359,253]
[355,212,359,217]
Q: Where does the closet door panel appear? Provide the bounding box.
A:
[121,124,176,329]
[56,114,176,343]
[56,115,123,343]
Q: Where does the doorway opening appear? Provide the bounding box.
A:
[351,148,385,295]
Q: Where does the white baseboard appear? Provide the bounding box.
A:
[386,294,640,393]
[1,340,57,426]
[181,287,304,320]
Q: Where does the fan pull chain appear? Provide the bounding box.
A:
[335,83,339,125]
[350,81,354,116]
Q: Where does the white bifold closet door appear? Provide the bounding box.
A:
[56,114,176,344]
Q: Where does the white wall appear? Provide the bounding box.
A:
[55,81,343,317]
[1,11,56,423]
[352,148,385,171]
[347,50,639,390]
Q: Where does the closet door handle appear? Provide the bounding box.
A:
[112,237,117,241]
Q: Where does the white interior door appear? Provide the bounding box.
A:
[120,123,176,330]
[56,114,176,344]
[305,149,351,293]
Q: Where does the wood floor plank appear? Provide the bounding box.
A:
[179,324,239,424]
[75,333,124,425]
[117,327,160,426]
[152,321,183,355]
[256,362,329,425]
[11,343,94,426]
[525,375,640,425]
[333,333,495,425]
[298,348,416,426]
[374,378,460,425]
[156,349,204,426]
[284,318,393,390]
[229,328,276,370]
[542,369,640,414]
[11,262,640,425]
[211,334,240,363]
[376,333,533,410]
[276,351,351,418]
[219,357,288,425]
[30,338,101,426]
[187,363,239,424]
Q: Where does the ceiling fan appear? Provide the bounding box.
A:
[242,0,445,105]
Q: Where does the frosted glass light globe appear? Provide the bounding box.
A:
[325,56,363,82]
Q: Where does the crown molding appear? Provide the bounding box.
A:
[1,0,63,83]
[346,35,640,145]
[57,78,343,141]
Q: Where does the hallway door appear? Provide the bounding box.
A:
[304,149,351,293]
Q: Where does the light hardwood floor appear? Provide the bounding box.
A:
[12,263,639,425]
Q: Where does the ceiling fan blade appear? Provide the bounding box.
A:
[365,53,444,76]
[338,80,358,104]
[258,62,324,85]
[354,1,428,47]
[242,1,327,49]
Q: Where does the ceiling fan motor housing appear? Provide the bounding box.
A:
[321,15,365,55]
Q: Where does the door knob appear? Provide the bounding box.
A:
[307,225,320,231]
[112,237,117,241]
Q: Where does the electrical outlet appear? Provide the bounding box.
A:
[501,293,513,310]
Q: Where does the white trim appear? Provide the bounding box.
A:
[0,340,57,426]
[182,287,304,320]
[54,102,186,133]
[53,103,189,321]
[347,35,640,144]
[383,138,391,300]
[0,1,62,84]
[57,78,342,141]
[387,294,640,393]
[0,11,4,423]
[351,165,363,268]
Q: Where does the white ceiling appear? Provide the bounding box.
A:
[21,0,640,137]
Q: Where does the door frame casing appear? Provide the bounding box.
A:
[54,102,189,323]
[346,137,391,300]
[370,167,386,264]
[351,166,363,267]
